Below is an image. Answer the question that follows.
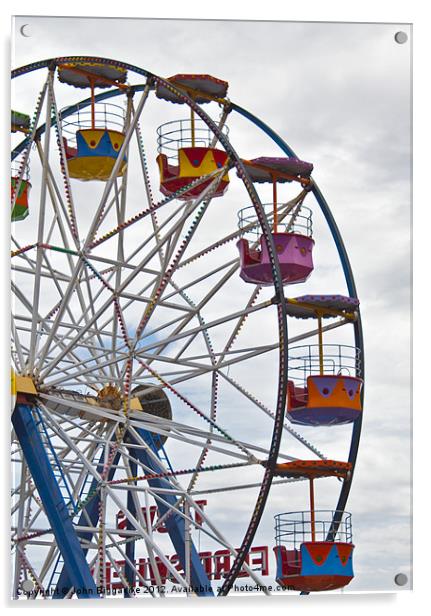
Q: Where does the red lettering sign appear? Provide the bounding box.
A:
[116,500,208,537]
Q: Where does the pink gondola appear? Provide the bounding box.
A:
[236,156,314,285]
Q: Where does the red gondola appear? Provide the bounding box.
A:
[155,74,230,199]
[273,460,355,592]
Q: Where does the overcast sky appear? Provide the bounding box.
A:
[9,14,413,596]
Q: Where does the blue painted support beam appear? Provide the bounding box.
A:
[54,448,121,598]
[12,402,99,599]
[129,429,214,596]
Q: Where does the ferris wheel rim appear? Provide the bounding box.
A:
[10,55,363,597]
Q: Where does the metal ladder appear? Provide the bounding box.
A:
[33,407,76,513]
[48,451,97,591]
[146,431,175,474]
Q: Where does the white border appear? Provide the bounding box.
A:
[2,2,429,615]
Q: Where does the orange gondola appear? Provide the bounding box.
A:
[285,295,363,426]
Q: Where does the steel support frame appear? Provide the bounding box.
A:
[128,428,214,597]
[54,448,121,598]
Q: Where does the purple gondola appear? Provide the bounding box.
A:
[236,156,314,285]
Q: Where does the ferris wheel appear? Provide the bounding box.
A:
[11,57,364,599]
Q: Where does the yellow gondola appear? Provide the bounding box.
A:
[58,61,128,181]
